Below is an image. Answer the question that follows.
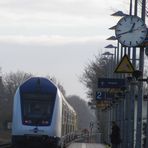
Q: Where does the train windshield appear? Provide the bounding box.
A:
[21,93,55,126]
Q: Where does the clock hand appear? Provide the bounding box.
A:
[130,23,135,32]
[117,30,131,36]
[117,23,139,36]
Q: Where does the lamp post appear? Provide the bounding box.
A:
[106,38,125,148]
[111,9,138,148]
[106,37,125,148]
[104,43,118,124]
[106,36,117,67]
[105,44,117,74]
[101,51,114,143]
[135,0,146,148]
[108,27,121,66]
[102,51,114,78]
[108,11,128,148]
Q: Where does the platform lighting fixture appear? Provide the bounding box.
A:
[106,36,117,41]
[109,25,116,30]
[111,11,127,17]
[109,11,128,30]
[102,52,114,56]
[105,44,117,49]
[104,44,117,67]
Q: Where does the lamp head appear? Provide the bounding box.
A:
[132,70,142,80]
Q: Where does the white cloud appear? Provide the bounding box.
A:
[0,0,125,24]
[0,0,117,38]
[0,0,107,18]
[0,35,106,46]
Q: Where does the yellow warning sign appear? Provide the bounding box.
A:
[114,54,135,73]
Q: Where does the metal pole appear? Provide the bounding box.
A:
[117,42,120,65]
[135,0,146,147]
[129,1,138,148]
[134,0,138,16]
[145,99,148,148]
[121,98,125,148]
[129,83,135,148]
[124,90,130,148]
[129,25,137,148]
[119,45,124,148]
[130,0,133,15]
[127,1,132,144]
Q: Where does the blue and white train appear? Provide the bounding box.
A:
[12,77,77,148]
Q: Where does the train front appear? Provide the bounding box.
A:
[12,77,61,148]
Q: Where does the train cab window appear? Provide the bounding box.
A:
[21,93,55,126]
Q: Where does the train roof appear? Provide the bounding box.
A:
[20,77,57,94]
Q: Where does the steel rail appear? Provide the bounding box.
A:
[0,143,11,148]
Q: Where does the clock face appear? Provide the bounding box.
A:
[115,15,147,47]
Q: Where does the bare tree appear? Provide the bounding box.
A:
[80,53,112,99]
[3,71,32,98]
[0,71,32,125]
[67,95,96,130]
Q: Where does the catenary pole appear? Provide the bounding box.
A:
[146,86,148,148]
[129,0,138,147]
[135,0,146,148]
[128,0,138,147]
[127,0,133,147]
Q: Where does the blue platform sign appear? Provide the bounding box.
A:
[96,91,106,100]
[96,91,114,100]
[98,78,125,88]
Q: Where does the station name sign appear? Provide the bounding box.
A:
[98,78,125,88]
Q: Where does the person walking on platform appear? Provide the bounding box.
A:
[110,121,121,148]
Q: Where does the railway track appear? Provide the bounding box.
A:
[0,143,11,148]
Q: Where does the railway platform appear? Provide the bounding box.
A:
[68,143,105,148]
[65,132,106,148]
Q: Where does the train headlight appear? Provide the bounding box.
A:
[42,120,49,125]
[24,120,32,124]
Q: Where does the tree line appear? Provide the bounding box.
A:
[0,69,96,131]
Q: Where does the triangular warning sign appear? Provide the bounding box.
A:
[114,54,135,73]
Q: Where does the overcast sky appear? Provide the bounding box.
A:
[0,0,129,99]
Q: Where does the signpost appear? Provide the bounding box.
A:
[96,101,110,109]
[96,91,106,100]
[98,78,125,88]
[96,91,114,100]
[114,54,135,73]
